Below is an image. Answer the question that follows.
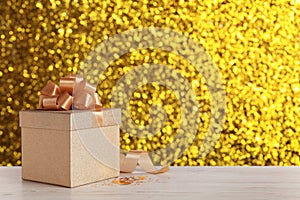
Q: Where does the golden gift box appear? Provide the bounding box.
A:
[19,108,121,187]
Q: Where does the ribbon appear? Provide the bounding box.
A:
[39,75,168,174]
[39,74,102,110]
[120,150,169,174]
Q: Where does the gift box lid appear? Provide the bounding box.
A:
[19,108,121,131]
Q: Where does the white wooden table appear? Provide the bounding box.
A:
[1,167,300,200]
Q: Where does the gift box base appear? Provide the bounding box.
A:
[20,110,120,188]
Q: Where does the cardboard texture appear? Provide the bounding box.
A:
[19,109,121,187]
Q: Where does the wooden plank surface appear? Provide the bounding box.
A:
[1,166,300,200]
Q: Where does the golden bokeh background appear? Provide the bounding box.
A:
[0,0,299,166]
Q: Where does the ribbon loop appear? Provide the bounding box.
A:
[57,91,73,110]
[74,80,96,96]
[60,77,76,95]
[73,92,94,110]
[93,93,102,110]
[40,96,59,110]
[40,81,60,96]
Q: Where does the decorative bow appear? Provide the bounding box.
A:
[38,74,102,110]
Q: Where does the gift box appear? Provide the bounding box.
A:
[19,108,121,187]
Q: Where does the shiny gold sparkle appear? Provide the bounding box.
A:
[0,0,299,166]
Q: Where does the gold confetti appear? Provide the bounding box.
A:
[112,176,146,185]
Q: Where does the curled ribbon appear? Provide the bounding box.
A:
[120,150,169,174]
[39,74,102,110]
